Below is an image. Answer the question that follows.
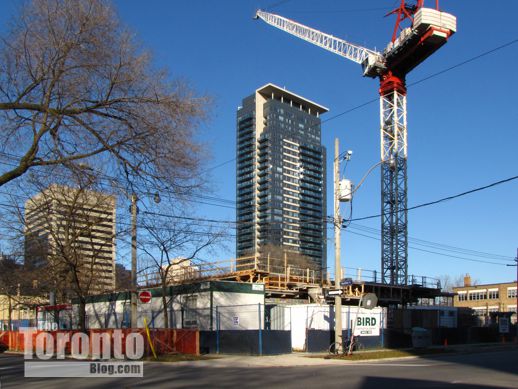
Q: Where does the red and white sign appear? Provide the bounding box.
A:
[138,290,152,304]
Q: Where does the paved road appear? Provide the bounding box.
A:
[1,348,517,388]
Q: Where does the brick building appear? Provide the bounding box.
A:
[453,275,517,324]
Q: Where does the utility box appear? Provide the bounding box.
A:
[339,179,353,202]
[411,327,432,348]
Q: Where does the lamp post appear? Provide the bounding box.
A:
[130,193,138,329]
[507,248,518,341]
[129,192,161,329]
[333,139,342,351]
[333,139,353,352]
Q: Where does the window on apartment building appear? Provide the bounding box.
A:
[488,290,499,299]
[458,293,467,302]
[508,288,517,299]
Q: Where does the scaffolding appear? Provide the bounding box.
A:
[139,254,320,292]
[138,254,442,303]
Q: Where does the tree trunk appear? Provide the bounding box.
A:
[7,295,12,331]
[78,299,87,332]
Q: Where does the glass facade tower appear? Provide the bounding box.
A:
[236,84,327,275]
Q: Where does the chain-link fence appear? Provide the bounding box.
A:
[83,300,387,354]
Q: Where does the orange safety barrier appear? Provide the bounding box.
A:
[0,328,199,356]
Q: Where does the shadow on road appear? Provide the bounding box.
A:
[359,376,505,389]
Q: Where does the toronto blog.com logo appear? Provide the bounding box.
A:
[21,328,144,378]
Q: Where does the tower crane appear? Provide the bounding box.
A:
[255,1,456,285]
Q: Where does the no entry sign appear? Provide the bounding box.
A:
[138,290,152,303]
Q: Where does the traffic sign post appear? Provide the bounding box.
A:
[138,290,152,304]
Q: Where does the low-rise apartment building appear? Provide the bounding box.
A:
[453,275,517,323]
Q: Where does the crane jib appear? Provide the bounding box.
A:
[255,10,382,70]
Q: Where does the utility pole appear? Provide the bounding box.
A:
[334,138,342,350]
[508,248,518,341]
[130,193,138,328]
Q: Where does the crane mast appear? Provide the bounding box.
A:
[255,1,456,285]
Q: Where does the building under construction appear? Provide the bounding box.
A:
[139,254,446,308]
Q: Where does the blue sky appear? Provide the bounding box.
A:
[1,0,517,284]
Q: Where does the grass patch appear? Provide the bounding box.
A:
[144,353,218,362]
[322,348,456,361]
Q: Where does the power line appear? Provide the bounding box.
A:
[320,37,518,127]
[143,210,328,228]
[1,164,515,261]
[0,188,328,231]
[347,230,510,267]
[348,223,514,262]
[0,196,512,267]
[408,38,518,88]
[0,151,237,210]
[205,158,236,173]
[1,182,515,264]
[1,38,515,185]
[349,174,518,222]
[0,38,517,261]
[201,38,518,173]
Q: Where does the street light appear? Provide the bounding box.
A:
[130,191,161,329]
[506,248,518,341]
[333,140,354,353]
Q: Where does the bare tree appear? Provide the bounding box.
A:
[438,273,478,292]
[23,174,119,331]
[0,0,209,193]
[0,255,24,330]
[0,253,46,330]
[138,211,223,329]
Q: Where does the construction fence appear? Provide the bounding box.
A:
[178,303,386,354]
[274,304,386,352]
[0,328,199,356]
[199,303,292,355]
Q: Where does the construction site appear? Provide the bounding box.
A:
[126,1,463,352]
[139,254,446,307]
[135,0,457,308]
[0,1,515,366]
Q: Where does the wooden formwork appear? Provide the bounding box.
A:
[154,255,322,294]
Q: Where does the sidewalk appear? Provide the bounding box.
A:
[153,353,350,367]
[149,342,517,368]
